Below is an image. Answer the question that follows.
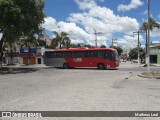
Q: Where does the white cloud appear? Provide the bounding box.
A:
[42,0,140,47]
[42,17,91,44]
[117,0,144,12]
[143,10,147,15]
[42,17,57,31]
[68,0,139,45]
[117,34,144,49]
[152,41,160,44]
[150,28,160,38]
[58,21,93,44]
[158,14,160,19]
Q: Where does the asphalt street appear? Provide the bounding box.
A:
[0,62,160,120]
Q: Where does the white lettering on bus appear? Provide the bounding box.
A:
[73,58,82,62]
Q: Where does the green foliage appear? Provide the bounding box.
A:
[140,17,160,31]
[69,43,78,48]
[129,47,145,60]
[50,31,71,49]
[111,46,123,56]
[36,39,46,46]
[0,0,45,62]
[19,37,39,48]
[100,45,106,48]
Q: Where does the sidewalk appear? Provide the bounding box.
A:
[150,64,160,67]
[129,61,160,67]
[121,61,160,79]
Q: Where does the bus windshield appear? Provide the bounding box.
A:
[114,51,119,60]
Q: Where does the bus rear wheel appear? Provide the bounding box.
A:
[97,63,105,70]
[63,63,69,69]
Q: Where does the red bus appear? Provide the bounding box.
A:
[45,47,119,69]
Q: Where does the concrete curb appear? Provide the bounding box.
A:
[138,73,160,79]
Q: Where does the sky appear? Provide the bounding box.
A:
[42,0,160,49]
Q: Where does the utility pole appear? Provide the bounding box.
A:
[147,0,150,72]
[57,26,62,49]
[93,28,102,47]
[133,31,141,64]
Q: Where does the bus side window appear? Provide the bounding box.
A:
[106,50,112,59]
[66,51,72,58]
[92,51,98,57]
[46,52,54,58]
[45,52,52,58]
[73,51,83,58]
[63,52,67,58]
[98,51,105,58]
[54,52,63,58]
[83,51,92,57]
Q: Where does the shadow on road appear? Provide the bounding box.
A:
[0,67,39,75]
[55,67,118,71]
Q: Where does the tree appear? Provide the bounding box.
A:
[0,0,45,65]
[69,43,77,48]
[36,39,46,46]
[140,17,160,52]
[3,41,17,64]
[111,46,123,56]
[141,17,160,31]
[129,47,145,63]
[51,31,71,49]
[100,45,106,48]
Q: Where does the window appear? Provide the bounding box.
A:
[45,52,54,58]
[83,51,93,57]
[98,51,105,58]
[106,50,113,59]
[54,52,63,58]
[73,51,83,58]
[92,51,98,57]
[65,51,73,58]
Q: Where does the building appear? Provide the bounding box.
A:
[38,34,51,46]
[150,43,160,64]
[19,46,45,65]
[3,44,20,65]
[19,34,51,65]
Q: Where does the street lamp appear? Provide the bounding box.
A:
[147,0,150,72]
[133,31,141,64]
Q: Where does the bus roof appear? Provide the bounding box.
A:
[47,47,117,52]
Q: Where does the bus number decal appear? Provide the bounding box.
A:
[73,58,82,62]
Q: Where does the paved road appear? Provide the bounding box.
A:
[0,62,160,120]
[119,62,160,72]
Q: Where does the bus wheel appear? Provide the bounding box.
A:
[97,63,105,70]
[63,63,69,69]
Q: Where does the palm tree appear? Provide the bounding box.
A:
[51,31,71,49]
[140,17,160,53]
[141,17,160,32]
